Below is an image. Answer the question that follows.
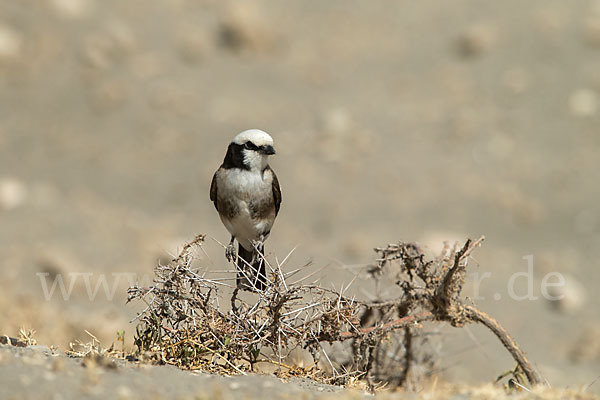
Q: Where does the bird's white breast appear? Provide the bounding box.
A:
[217,168,274,249]
[221,168,270,199]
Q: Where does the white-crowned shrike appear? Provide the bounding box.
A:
[210,129,281,291]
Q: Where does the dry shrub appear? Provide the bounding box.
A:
[127,234,542,391]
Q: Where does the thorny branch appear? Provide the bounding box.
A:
[127,233,543,389]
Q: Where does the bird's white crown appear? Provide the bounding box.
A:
[232,129,274,147]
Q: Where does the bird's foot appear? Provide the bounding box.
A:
[225,243,236,262]
[252,238,265,249]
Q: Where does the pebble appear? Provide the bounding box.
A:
[50,0,94,19]
[129,53,162,80]
[177,27,208,65]
[218,1,272,52]
[21,351,47,366]
[43,370,56,381]
[484,183,544,225]
[545,274,586,314]
[83,36,115,69]
[0,23,22,62]
[450,108,479,141]
[106,21,137,54]
[574,209,597,234]
[116,385,133,398]
[30,182,60,208]
[37,247,83,278]
[485,131,515,161]
[314,107,375,164]
[569,88,599,117]
[456,23,497,58]
[90,79,129,111]
[0,177,27,210]
[583,17,600,47]
[342,232,370,260]
[502,68,530,94]
[569,323,600,362]
[534,6,569,34]
[82,22,136,69]
[19,374,32,386]
[319,107,353,135]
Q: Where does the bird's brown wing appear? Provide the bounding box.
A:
[270,167,282,216]
[209,170,219,211]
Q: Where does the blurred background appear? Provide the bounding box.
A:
[1,0,599,392]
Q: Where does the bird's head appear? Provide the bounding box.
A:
[231,129,276,171]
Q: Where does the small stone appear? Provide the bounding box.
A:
[90,79,129,111]
[486,131,515,160]
[342,232,369,259]
[315,107,356,162]
[319,107,353,135]
[106,21,136,54]
[21,352,46,366]
[82,22,136,69]
[534,6,569,34]
[83,36,114,69]
[574,209,597,234]
[545,274,586,314]
[569,88,598,117]
[30,182,60,208]
[83,353,117,370]
[37,247,83,280]
[262,380,274,388]
[450,108,479,141]
[177,27,208,65]
[0,24,23,62]
[43,371,56,381]
[218,2,272,52]
[50,0,94,19]
[130,53,162,80]
[456,23,496,58]
[0,177,27,210]
[116,385,133,398]
[502,68,530,94]
[569,323,600,362]
[52,357,66,372]
[19,374,31,386]
[583,17,600,47]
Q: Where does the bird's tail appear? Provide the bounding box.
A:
[236,243,267,292]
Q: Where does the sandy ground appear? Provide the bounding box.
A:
[0,344,350,400]
[1,344,597,400]
[1,0,600,397]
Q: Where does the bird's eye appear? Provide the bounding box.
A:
[244,142,257,150]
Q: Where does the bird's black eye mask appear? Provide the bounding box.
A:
[222,142,251,170]
[244,141,258,150]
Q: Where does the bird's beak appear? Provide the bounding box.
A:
[260,145,276,155]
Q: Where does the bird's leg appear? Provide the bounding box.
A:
[226,236,236,261]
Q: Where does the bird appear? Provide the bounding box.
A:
[210,129,281,292]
